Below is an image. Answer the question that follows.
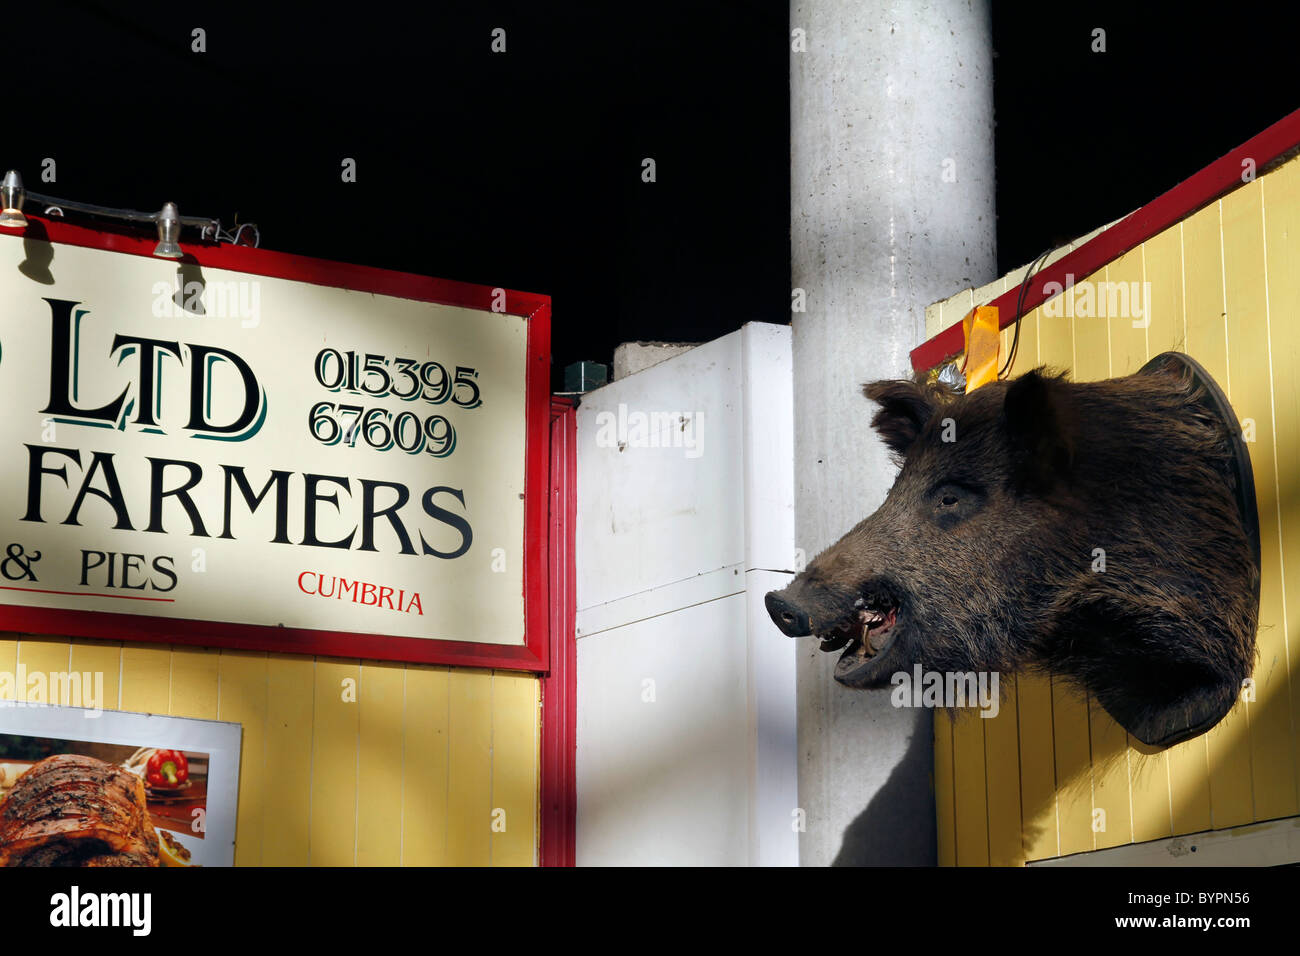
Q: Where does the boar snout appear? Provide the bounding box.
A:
[764,570,905,689]
[765,591,811,637]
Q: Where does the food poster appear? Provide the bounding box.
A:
[0,703,239,866]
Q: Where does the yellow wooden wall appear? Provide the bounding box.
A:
[0,634,541,866]
[936,152,1300,865]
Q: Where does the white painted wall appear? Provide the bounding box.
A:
[575,322,797,866]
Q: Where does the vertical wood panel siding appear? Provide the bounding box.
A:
[0,635,540,866]
[940,153,1300,863]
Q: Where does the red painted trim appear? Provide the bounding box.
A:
[540,397,577,867]
[0,603,548,669]
[0,586,174,602]
[0,217,553,672]
[910,106,1300,373]
[521,303,553,674]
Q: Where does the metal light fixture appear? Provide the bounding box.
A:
[0,170,255,251]
[0,170,26,228]
[153,202,183,259]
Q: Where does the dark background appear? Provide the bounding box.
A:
[10,2,1298,388]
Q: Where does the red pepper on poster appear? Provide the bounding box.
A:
[146,749,189,788]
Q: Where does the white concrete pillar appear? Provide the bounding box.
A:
[790,0,996,865]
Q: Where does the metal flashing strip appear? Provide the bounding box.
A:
[1028,815,1300,866]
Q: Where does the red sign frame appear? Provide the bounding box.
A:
[540,397,577,865]
[0,214,553,672]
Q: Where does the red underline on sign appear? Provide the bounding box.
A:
[0,586,176,603]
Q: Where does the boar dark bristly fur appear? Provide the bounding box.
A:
[764,362,1259,749]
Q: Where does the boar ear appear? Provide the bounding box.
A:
[1004,369,1074,493]
[864,380,935,457]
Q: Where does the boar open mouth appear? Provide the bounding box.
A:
[817,599,900,682]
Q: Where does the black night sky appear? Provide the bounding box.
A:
[11,2,1299,389]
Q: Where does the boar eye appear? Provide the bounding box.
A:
[928,482,984,527]
[932,483,967,506]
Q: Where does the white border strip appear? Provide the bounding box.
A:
[1028,815,1300,866]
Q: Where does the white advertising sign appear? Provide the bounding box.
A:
[0,233,530,648]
